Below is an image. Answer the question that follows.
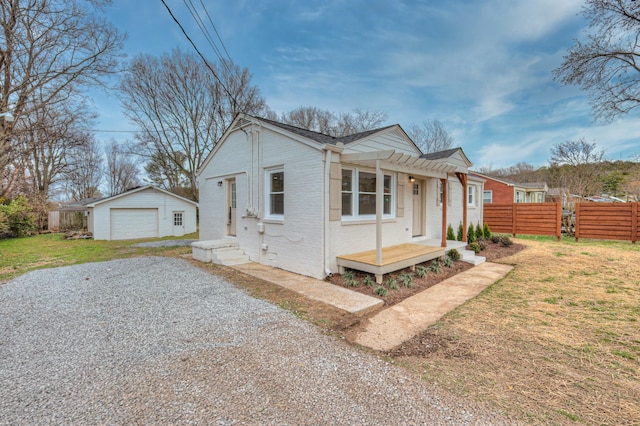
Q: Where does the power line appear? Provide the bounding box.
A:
[90,129,142,133]
[160,0,238,106]
[182,0,233,74]
[196,0,233,64]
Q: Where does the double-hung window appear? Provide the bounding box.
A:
[467,185,476,206]
[341,168,394,218]
[266,168,284,218]
[483,190,493,204]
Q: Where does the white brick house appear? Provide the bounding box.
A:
[196,114,483,280]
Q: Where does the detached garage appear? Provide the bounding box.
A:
[86,186,198,241]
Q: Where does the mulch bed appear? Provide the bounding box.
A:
[326,238,524,308]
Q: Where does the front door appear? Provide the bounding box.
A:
[412,180,425,237]
[226,178,237,236]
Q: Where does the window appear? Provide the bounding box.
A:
[437,181,451,206]
[173,212,183,226]
[341,168,394,218]
[467,185,476,206]
[515,190,524,203]
[483,190,493,204]
[266,169,284,218]
[342,169,353,216]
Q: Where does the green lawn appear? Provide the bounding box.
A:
[0,232,197,282]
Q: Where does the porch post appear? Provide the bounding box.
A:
[459,173,468,243]
[376,159,383,265]
[440,177,447,248]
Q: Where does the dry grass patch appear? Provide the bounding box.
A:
[389,238,640,424]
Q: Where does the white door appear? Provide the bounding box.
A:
[412,180,425,237]
[110,208,158,240]
[173,211,185,236]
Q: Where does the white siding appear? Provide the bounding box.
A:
[342,128,420,156]
[90,188,197,240]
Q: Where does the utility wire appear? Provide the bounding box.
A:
[197,0,233,64]
[160,0,238,107]
[182,0,230,73]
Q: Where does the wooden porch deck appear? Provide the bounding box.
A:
[336,243,445,284]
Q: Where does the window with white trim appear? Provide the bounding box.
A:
[437,181,451,206]
[483,190,493,204]
[515,190,524,203]
[173,212,183,226]
[467,185,476,206]
[341,168,394,218]
[266,168,284,218]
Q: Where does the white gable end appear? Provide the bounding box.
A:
[342,127,420,156]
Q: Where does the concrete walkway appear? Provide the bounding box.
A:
[232,261,513,351]
[354,262,513,351]
[232,262,383,315]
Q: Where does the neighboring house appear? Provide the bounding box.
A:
[196,114,483,280]
[470,172,547,204]
[85,185,198,240]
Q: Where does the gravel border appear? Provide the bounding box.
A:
[0,257,512,424]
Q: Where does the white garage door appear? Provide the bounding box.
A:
[110,208,158,240]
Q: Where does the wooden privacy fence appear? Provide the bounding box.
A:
[484,203,562,239]
[575,203,639,242]
[484,202,640,243]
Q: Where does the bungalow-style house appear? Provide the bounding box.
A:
[470,172,547,204]
[195,114,484,282]
[85,185,198,240]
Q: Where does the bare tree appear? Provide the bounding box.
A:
[11,88,96,201]
[554,0,640,121]
[548,138,606,198]
[120,49,268,201]
[0,0,124,197]
[550,138,605,166]
[105,140,139,196]
[279,107,388,136]
[65,136,104,201]
[407,119,454,154]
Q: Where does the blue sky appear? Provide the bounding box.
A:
[95,0,640,169]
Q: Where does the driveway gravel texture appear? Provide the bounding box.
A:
[0,256,512,425]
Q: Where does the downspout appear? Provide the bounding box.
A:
[440,177,448,247]
[323,149,331,276]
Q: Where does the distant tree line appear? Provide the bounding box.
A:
[477,139,640,202]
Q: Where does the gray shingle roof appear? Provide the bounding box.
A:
[258,116,395,146]
[420,148,461,160]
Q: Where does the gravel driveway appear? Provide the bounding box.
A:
[0,257,511,425]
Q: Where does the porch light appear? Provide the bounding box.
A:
[409,175,415,182]
[217,181,223,187]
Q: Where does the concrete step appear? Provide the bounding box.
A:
[211,248,250,266]
[459,249,486,265]
[192,239,246,264]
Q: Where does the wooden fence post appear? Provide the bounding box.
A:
[632,203,638,244]
[512,204,517,237]
[555,202,561,240]
[575,203,581,242]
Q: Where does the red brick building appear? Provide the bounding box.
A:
[469,173,547,204]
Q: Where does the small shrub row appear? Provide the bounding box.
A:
[448,222,492,242]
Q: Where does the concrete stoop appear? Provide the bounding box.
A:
[459,249,486,265]
[191,239,250,265]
